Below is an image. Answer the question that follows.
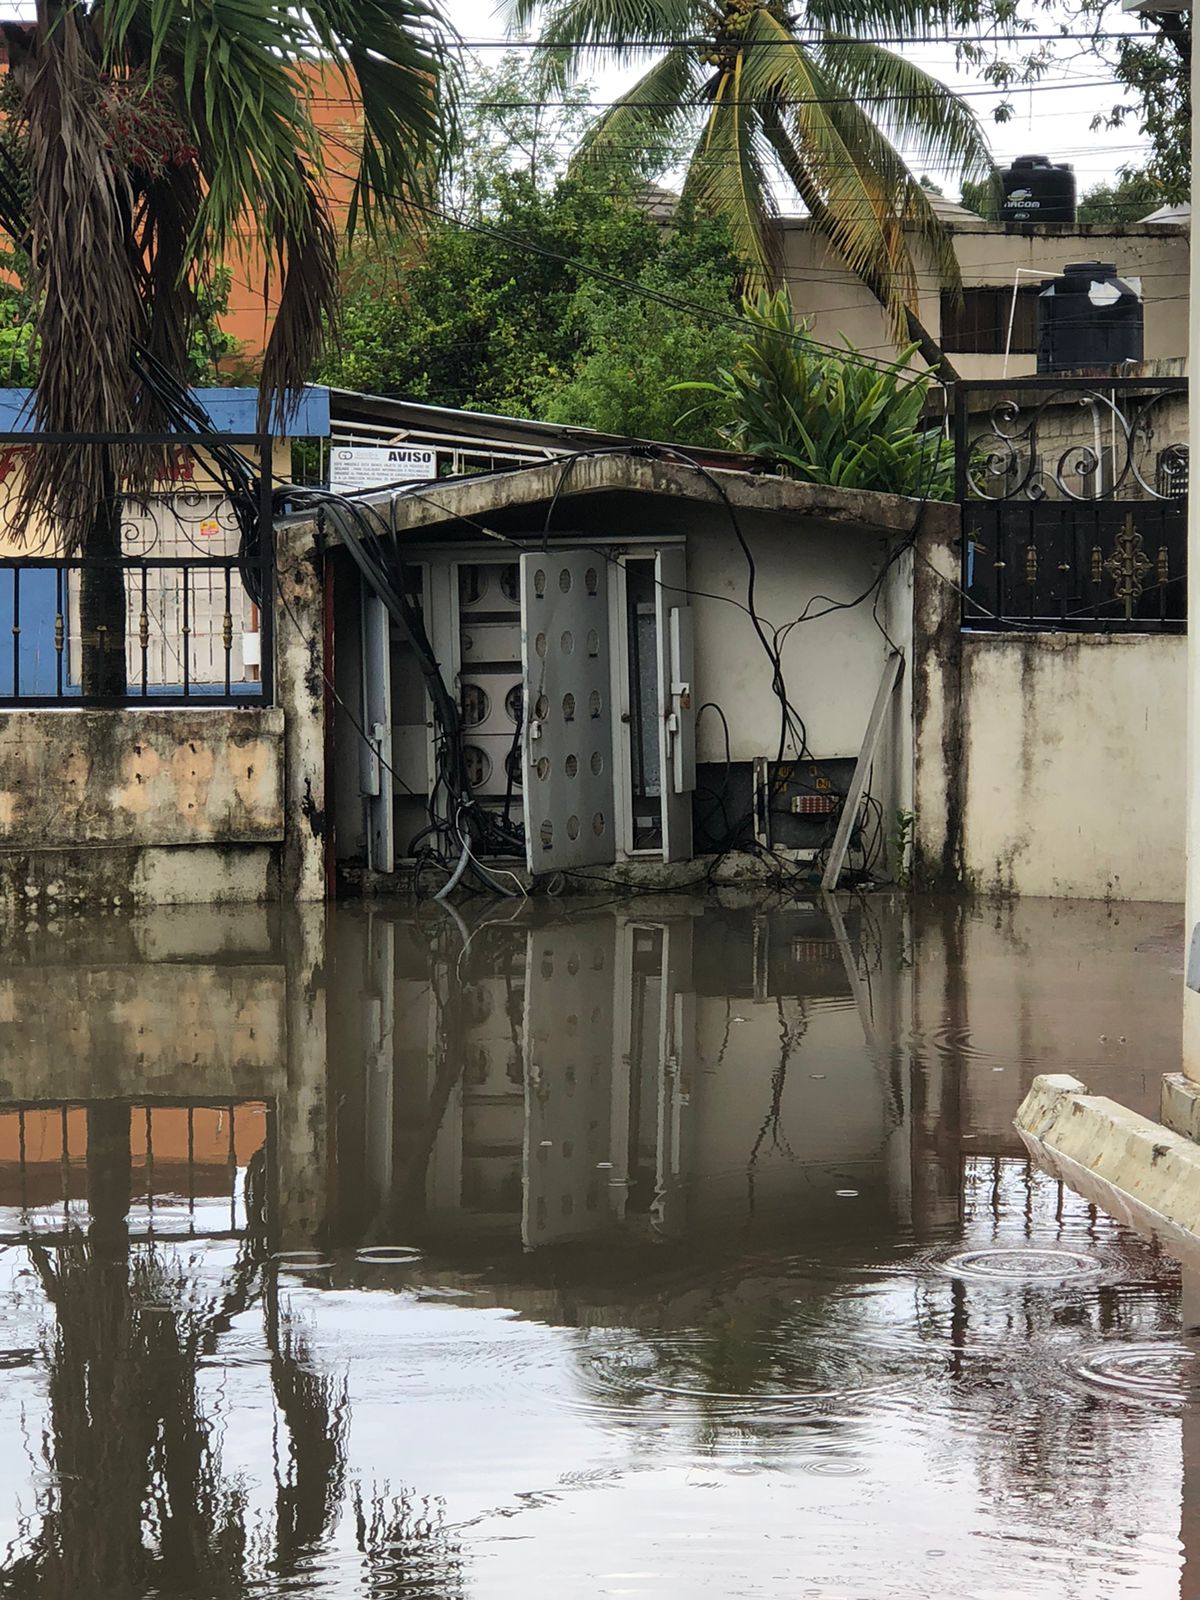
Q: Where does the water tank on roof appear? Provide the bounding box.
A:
[1037,262,1144,373]
[1000,155,1077,225]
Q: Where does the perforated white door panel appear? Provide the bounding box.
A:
[520,550,616,873]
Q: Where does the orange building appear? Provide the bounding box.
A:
[221,60,363,360]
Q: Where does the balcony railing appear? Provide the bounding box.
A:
[0,430,274,706]
[955,376,1188,633]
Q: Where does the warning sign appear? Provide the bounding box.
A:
[329,444,437,491]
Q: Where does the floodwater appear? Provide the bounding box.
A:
[0,893,1194,1598]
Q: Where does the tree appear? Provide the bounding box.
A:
[503,0,997,369]
[320,171,743,443]
[0,0,456,695]
[447,49,601,210]
[952,3,1190,202]
[1077,169,1168,224]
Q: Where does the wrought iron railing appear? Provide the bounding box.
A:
[0,430,274,706]
[955,376,1188,632]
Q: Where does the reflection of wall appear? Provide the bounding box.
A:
[0,906,286,1102]
[910,898,1180,1155]
[0,1103,267,1208]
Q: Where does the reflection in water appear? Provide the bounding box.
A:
[0,895,1190,1597]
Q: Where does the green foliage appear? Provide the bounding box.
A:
[959,175,1001,220]
[1076,169,1168,225]
[675,289,953,499]
[504,0,998,338]
[320,171,743,443]
[889,807,915,889]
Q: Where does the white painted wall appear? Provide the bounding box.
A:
[687,513,901,775]
[959,631,1185,901]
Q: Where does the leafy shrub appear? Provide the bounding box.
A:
[675,289,953,500]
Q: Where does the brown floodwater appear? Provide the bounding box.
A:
[0,893,1194,1598]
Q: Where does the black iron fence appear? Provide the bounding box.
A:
[955,376,1188,633]
[0,430,274,706]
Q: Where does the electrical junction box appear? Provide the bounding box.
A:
[759,757,860,852]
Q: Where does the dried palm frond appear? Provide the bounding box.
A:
[18,0,142,550]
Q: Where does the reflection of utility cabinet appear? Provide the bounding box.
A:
[610,917,695,1239]
[519,915,696,1249]
[354,540,696,872]
[521,918,621,1247]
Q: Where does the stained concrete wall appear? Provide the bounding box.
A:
[0,708,283,846]
[952,632,1184,901]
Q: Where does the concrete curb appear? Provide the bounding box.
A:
[1015,1073,1200,1266]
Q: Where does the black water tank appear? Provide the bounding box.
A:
[1000,155,1077,224]
[1037,262,1144,373]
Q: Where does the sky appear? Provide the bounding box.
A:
[444,0,1159,201]
[0,0,1160,202]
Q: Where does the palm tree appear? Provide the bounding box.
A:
[505,0,995,371]
[0,0,456,694]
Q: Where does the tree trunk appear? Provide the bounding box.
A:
[79,450,127,699]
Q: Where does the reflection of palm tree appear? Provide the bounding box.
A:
[0,1108,463,1599]
[354,1487,468,1599]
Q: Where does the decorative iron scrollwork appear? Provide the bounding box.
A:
[963,382,1187,504]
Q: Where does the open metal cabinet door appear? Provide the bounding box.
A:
[655,547,696,861]
[520,550,616,873]
[360,584,395,872]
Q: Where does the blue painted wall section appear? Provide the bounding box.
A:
[0,384,331,438]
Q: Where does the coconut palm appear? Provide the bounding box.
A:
[505,0,995,366]
[0,0,455,692]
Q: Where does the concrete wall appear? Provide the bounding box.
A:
[0,515,329,909]
[953,632,1184,901]
[0,708,283,847]
[780,218,1188,376]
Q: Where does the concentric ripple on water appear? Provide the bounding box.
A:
[272,1249,335,1273]
[574,1311,926,1425]
[938,1247,1101,1284]
[355,1246,424,1266]
[1071,1342,1198,1408]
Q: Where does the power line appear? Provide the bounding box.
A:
[455,77,1127,108]
[447,30,1182,46]
[319,142,948,376]
[305,75,1129,112]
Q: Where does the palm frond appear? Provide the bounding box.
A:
[259,177,340,430]
[735,11,918,316]
[736,9,955,336]
[571,47,705,173]
[684,64,779,283]
[812,39,995,184]
[502,0,701,72]
[814,76,964,300]
[300,0,461,234]
[801,0,968,38]
[19,0,141,550]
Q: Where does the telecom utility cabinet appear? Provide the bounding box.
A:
[350,538,698,876]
